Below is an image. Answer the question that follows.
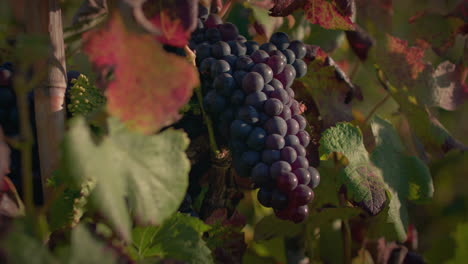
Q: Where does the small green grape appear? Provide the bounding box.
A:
[67,74,106,117]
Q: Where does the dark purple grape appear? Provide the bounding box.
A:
[280,146,297,163]
[265,134,285,150]
[212,41,231,59]
[238,105,259,124]
[245,40,260,54]
[230,140,247,156]
[241,151,260,167]
[247,127,266,151]
[290,185,314,206]
[288,40,307,59]
[293,168,311,185]
[252,63,274,83]
[262,149,281,164]
[230,89,245,105]
[204,14,222,28]
[269,78,284,90]
[219,23,239,41]
[242,72,264,93]
[275,64,295,87]
[257,188,273,207]
[292,144,306,157]
[282,49,296,64]
[199,57,216,75]
[285,135,299,146]
[292,156,309,170]
[270,160,292,179]
[276,172,298,193]
[262,84,275,95]
[293,115,307,130]
[264,98,284,116]
[203,90,226,113]
[251,50,269,63]
[308,167,320,189]
[230,119,253,139]
[234,70,247,86]
[205,27,222,43]
[210,60,231,78]
[252,163,270,187]
[213,73,235,96]
[235,55,254,71]
[269,50,288,63]
[223,54,237,67]
[286,119,299,135]
[259,112,269,125]
[290,100,301,116]
[220,108,235,122]
[198,4,209,21]
[267,55,286,75]
[245,91,267,109]
[260,42,277,53]
[236,35,247,43]
[228,40,247,56]
[195,43,211,62]
[279,106,292,120]
[274,208,290,220]
[270,32,290,50]
[286,87,295,98]
[264,116,287,136]
[292,59,307,78]
[290,205,309,223]
[297,130,310,147]
[233,158,251,177]
[271,189,288,210]
[270,88,290,104]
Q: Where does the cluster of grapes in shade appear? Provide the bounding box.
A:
[190,8,320,223]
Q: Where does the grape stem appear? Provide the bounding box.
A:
[363,93,390,125]
[194,86,220,157]
[339,192,352,264]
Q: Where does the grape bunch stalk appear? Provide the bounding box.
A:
[189,6,321,223]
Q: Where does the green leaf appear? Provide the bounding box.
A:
[309,207,362,230]
[254,214,303,241]
[129,213,213,264]
[3,225,58,264]
[446,222,468,264]
[59,117,190,241]
[368,117,434,241]
[65,225,118,264]
[319,123,387,215]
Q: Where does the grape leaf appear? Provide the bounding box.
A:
[295,45,358,129]
[144,0,198,47]
[254,214,303,241]
[377,35,467,157]
[59,117,190,241]
[303,0,355,30]
[409,9,467,56]
[319,123,387,216]
[446,222,468,264]
[64,224,119,264]
[129,213,213,264]
[345,24,374,61]
[83,12,199,134]
[368,117,434,242]
[308,207,362,229]
[270,0,355,30]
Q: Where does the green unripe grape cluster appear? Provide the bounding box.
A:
[67,74,106,117]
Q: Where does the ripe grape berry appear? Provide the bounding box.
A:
[190,14,321,223]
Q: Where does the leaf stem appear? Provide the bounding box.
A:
[364,93,391,124]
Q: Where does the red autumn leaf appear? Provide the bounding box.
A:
[303,0,355,30]
[144,0,198,47]
[409,8,466,56]
[269,0,307,17]
[83,12,199,134]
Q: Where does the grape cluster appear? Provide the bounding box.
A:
[67,73,106,117]
[190,6,320,223]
